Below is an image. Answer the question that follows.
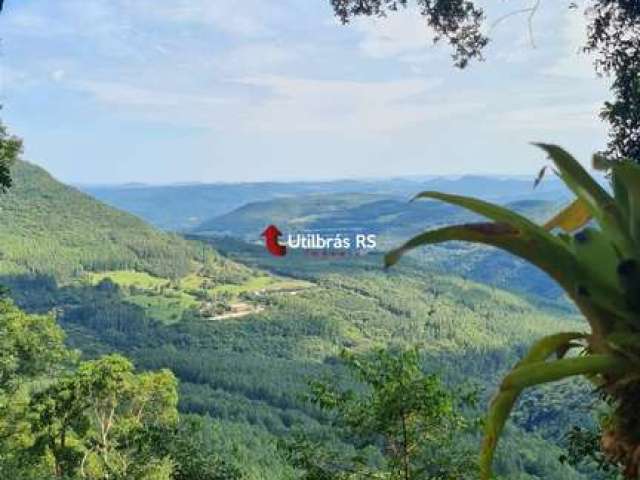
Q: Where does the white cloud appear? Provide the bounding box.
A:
[0,66,35,94]
[352,8,433,59]
[543,8,597,79]
[214,43,301,75]
[0,0,614,182]
[493,101,604,131]
[76,81,207,108]
[51,69,66,82]
[70,74,488,135]
[127,0,284,38]
[234,75,481,133]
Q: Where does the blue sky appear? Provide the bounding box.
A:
[0,0,611,184]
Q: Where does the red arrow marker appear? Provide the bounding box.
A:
[261,224,287,257]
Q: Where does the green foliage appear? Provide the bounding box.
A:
[0,158,604,479]
[0,298,68,391]
[562,425,622,479]
[31,354,179,479]
[386,145,640,478]
[288,348,479,479]
[0,298,243,479]
[586,3,640,163]
[329,0,487,68]
[12,258,590,478]
[0,160,195,279]
[0,299,71,478]
[0,120,22,192]
[142,417,245,480]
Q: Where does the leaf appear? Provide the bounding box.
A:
[592,152,613,171]
[543,198,592,233]
[412,191,545,232]
[605,332,640,361]
[534,166,548,189]
[612,163,640,244]
[385,222,578,299]
[570,227,621,292]
[534,143,633,255]
[518,332,586,364]
[500,354,629,391]
[385,214,630,320]
[481,389,518,480]
[612,170,630,219]
[480,333,586,480]
[535,144,613,213]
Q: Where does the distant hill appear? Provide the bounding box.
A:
[192,192,569,305]
[1,162,592,479]
[0,161,195,279]
[193,192,563,245]
[81,175,569,232]
[418,175,568,201]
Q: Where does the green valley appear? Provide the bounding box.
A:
[0,158,606,478]
[4,1,639,478]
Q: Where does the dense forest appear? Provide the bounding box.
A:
[3,0,640,477]
[0,158,616,478]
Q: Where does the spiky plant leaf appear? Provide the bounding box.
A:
[483,354,630,480]
[502,355,630,391]
[384,222,577,295]
[605,332,640,362]
[612,163,640,244]
[480,332,586,480]
[612,171,631,220]
[535,143,633,255]
[570,228,621,292]
[386,145,640,478]
[592,152,614,171]
[543,198,592,233]
[412,191,546,232]
[536,143,613,214]
[385,220,628,318]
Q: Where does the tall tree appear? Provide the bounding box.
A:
[287,348,479,479]
[30,354,179,479]
[0,120,21,192]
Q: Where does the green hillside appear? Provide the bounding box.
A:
[192,193,568,305]
[195,192,392,236]
[0,161,196,279]
[0,162,601,479]
[194,192,561,245]
[51,251,594,479]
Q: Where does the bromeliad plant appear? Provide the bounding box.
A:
[385,144,640,479]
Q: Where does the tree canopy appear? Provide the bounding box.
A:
[0,120,21,192]
[287,348,479,479]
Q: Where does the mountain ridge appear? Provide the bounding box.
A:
[0,160,195,279]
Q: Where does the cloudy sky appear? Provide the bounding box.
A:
[0,0,611,184]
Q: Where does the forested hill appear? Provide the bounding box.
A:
[0,160,599,478]
[81,175,569,231]
[0,160,195,279]
[193,192,561,243]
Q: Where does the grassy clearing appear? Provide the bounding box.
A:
[127,293,198,324]
[211,276,313,295]
[211,275,274,294]
[79,269,313,325]
[86,270,169,289]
